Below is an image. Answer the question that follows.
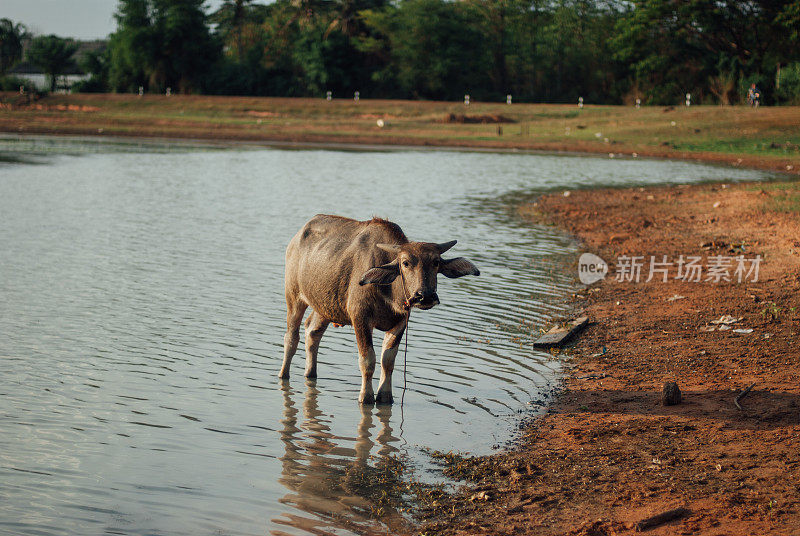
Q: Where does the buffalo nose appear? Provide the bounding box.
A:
[416,291,438,304]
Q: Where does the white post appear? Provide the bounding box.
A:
[578,96,584,109]
[354,91,360,102]
[464,94,470,106]
[326,90,332,101]
[166,87,171,96]
[138,86,144,96]
[685,93,691,107]
[635,98,641,109]
[506,94,512,105]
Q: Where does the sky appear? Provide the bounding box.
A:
[2,0,246,40]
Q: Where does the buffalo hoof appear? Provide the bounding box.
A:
[359,392,375,405]
[304,369,317,379]
[375,392,393,405]
[278,371,290,380]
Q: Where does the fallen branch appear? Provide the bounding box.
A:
[635,507,690,531]
[735,382,757,410]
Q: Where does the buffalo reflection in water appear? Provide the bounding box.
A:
[272,380,412,535]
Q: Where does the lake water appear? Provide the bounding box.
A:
[0,136,772,536]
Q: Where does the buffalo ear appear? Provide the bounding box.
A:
[359,262,400,285]
[439,257,480,278]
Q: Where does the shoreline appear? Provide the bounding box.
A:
[3,126,798,177]
[3,93,799,177]
[416,178,800,535]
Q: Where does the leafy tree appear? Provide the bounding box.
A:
[108,0,153,91]
[293,21,357,96]
[75,46,111,92]
[777,2,800,65]
[613,0,799,104]
[362,0,491,100]
[0,18,27,76]
[108,0,219,93]
[464,0,514,99]
[26,35,78,92]
[776,62,800,104]
[150,0,219,92]
[611,1,704,103]
[67,0,800,102]
[325,0,388,37]
[211,0,253,60]
[529,0,623,103]
[211,1,276,61]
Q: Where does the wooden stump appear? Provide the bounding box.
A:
[662,382,682,406]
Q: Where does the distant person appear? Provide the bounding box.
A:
[747,83,761,108]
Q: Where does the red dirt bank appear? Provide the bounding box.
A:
[416,180,800,535]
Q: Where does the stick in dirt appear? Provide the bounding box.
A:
[734,382,757,411]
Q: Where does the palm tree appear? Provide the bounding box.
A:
[0,18,28,76]
[211,0,255,60]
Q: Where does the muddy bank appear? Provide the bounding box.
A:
[415,179,800,535]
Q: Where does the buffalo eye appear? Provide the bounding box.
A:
[402,260,410,267]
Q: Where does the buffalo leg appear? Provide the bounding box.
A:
[353,321,375,405]
[376,319,406,405]
[279,300,307,379]
[304,311,329,379]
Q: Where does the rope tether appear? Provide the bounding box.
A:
[399,269,412,408]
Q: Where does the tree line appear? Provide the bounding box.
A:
[2,0,800,104]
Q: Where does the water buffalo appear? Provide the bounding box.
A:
[280,215,480,404]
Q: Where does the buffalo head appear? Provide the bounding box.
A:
[359,240,480,309]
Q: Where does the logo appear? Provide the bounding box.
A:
[578,253,608,285]
[575,253,761,285]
